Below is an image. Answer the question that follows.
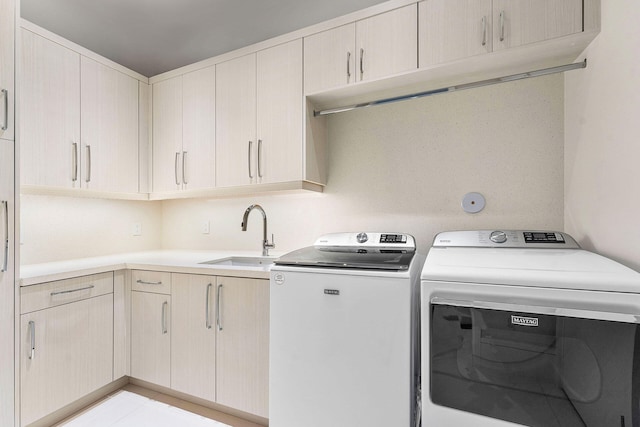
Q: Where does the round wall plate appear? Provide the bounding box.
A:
[462,192,485,214]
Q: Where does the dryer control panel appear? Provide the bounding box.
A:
[433,230,580,249]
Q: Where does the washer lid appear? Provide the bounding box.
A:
[275,232,416,271]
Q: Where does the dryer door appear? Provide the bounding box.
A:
[430,296,640,427]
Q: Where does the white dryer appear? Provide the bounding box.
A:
[270,232,424,427]
[421,230,640,427]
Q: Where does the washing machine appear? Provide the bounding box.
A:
[421,230,640,427]
[270,232,424,427]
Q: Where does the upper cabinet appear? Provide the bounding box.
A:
[21,29,81,189]
[0,0,14,142]
[81,57,139,193]
[419,0,583,66]
[492,0,582,51]
[20,26,144,197]
[152,66,216,193]
[216,39,303,187]
[215,54,256,187]
[304,5,417,94]
[419,0,493,66]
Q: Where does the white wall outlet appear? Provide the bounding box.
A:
[202,220,210,234]
[132,222,142,236]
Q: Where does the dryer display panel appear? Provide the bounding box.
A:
[431,304,639,427]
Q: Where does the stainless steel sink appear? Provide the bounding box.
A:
[199,256,277,267]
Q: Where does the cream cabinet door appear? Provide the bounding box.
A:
[216,53,257,187]
[256,39,303,184]
[216,277,269,417]
[419,0,492,67]
[304,23,355,94]
[152,75,183,192]
[81,57,139,193]
[182,66,216,190]
[20,294,113,427]
[171,274,216,402]
[356,4,417,82]
[0,0,14,142]
[131,291,171,387]
[493,0,582,51]
[0,140,14,427]
[21,29,80,188]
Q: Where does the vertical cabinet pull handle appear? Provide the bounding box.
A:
[28,321,35,360]
[481,16,487,46]
[174,152,181,186]
[182,151,188,185]
[72,143,78,182]
[359,48,364,78]
[257,139,263,178]
[161,301,168,334]
[500,11,505,42]
[205,283,212,329]
[248,141,254,179]
[216,284,223,331]
[1,201,7,273]
[346,51,351,80]
[85,145,91,183]
[1,89,7,131]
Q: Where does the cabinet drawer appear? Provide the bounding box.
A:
[132,270,171,294]
[21,272,114,314]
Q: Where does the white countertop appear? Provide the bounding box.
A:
[20,250,285,286]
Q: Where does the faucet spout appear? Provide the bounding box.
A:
[241,204,275,256]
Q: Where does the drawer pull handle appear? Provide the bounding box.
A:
[136,279,163,285]
[28,321,35,360]
[175,152,181,186]
[85,145,92,183]
[1,89,8,131]
[162,301,168,334]
[216,284,223,331]
[1,200,8,273]
[50,285,94,296]
[248,141,254,179]
[72,142,78,182]
[482,16,487,46]
[206,283,212,329]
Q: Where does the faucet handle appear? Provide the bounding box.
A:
[265,234,275,249]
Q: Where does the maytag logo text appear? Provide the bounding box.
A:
[511,315,539,327]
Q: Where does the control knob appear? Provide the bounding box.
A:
[490,231,508,244]
[356,232,368,243]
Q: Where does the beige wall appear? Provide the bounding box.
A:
[162,75,565,255]
[565,0,640,271]
[20,195,162,264]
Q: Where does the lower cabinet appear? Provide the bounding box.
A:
[171,273,217,402]
[20,273,114,427]
[130,270,171,388]
[215,276,269,418]
[167,273,269,418]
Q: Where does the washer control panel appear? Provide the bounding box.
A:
[314,232,415,249]
[433,230,579,249]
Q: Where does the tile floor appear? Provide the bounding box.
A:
[54,384,266,427]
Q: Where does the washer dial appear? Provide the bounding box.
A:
[490,231,508,244]
[356,232,368,243]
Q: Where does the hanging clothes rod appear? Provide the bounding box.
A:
[313,59,587,117]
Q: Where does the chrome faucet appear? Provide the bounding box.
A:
[241,204,275,256]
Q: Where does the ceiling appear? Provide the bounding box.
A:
[21,0,388,78]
